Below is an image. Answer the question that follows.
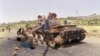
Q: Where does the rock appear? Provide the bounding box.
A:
[12,51,18,56]
[12,45,21,56]
[14,46,21,50]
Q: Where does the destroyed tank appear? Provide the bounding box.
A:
[44,24,86,48]
[16,24,86,48]
[16,19,86,48]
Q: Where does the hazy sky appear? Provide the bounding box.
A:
[0,0,100,23]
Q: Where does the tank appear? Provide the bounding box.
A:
[16,22,86,49]
[44,24,86,48]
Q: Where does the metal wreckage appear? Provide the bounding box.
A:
[16,13,86,49]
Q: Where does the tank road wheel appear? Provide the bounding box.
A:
[65,35,72,43]
[48,40,56,48]
[78,33,86,42]
[71,33,86,42]
[68,38,72,42]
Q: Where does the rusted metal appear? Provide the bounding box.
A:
[16,13,86,48]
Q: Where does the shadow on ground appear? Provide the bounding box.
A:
[42,46,49,56]
[41,41,87,56]
[61,42,87,48]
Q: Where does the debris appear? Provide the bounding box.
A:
[14,46,21,50]
[12,51,18,56]
[13,45,21,56]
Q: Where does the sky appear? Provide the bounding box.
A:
[0,0,100,23]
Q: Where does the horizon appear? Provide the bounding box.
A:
[0,13,99,24]
[0,0,100,23]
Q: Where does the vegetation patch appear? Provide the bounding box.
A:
[0,32,6,39]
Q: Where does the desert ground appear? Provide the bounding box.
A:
[0,26,100,56]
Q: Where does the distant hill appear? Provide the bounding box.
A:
[64,14,100,20]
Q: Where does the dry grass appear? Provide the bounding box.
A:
[78,26,100,38]
[0,31,6,38]
[78,26,100,33]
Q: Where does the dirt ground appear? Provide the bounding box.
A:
[0,26,100,56]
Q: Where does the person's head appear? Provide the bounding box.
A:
[38,15,42,19]
[41,15,46,20]
[37,15,42,22]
